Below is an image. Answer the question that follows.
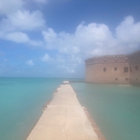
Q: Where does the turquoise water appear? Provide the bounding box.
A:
[0,78,74,140]
[71,82,140,140]
[1,78,140,140]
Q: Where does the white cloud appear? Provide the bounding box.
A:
[116,16,140,47]
[26,60,34,66]
[0,10,46,32]
[32,0,48,3]
[42,23,114,55]
[0,0,24,15]
[6,32,30,43]
[42,16,140,57]
[42,29,81,53]
[0,31,43,47]
[58,65,76,74]
[41,53,50,62]
[8,10,45,31]
[32,0,67,4]
[0,1,46,47]
[67,69,75,74]
[42,54,80,75]
[29,40,44,47]
[71,55,82,64]
[42,24,114,56]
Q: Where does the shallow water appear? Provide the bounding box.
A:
[0,77,70,140]
[71,82,140,140]
[1,78,139,140]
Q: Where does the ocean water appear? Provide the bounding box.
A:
[1,78,140,140]
[71,82,140,140]
[0,77,74,140]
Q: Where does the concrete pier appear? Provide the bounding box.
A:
[26,81,98,140]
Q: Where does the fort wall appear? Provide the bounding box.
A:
[85,51,140,85]
[129,51,140,85]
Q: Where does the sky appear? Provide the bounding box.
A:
[0,0,140,78]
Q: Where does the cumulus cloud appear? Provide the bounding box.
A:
[8,10,45,31]
[32,0,67,4]
[0,0,24,15]
[0,10,45,46]
[42,23,115,56]
[0,31,44,47]
[26,60,34,66]
[55,55,66,63]
[42,29,81,53]
[55,55,82,75]
[5,31,30,43]
[42,16,140,57]
[67,69,75,74]
[58,65,76,74]
[29,40,44,47]
[116,16,140,47]
[32,0,48,3]
[41,53,50,62]
[0,0,46,47]
[0,10,46,32]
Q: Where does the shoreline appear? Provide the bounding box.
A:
[83,107,106,140]
[25,97,53,139]
[43,98,53,112]
[71,84,106,140]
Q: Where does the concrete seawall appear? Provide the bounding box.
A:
[26,81,99,140]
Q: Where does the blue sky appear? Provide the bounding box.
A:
[0,0,140,77]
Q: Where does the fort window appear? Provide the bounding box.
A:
[125,78,128,81]
[114,67,117,71]
[135,65,139,70]
[115,78,118,80]
[130,67,132,73]
[124,67,128,72]
[103,68,106,72]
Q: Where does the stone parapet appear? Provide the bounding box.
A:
[86,55,129,66]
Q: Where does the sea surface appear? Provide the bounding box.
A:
[0,78,140,140]
[0,77,79,140]
[71,82,140,140]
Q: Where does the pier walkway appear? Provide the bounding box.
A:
[26,81,98,140]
